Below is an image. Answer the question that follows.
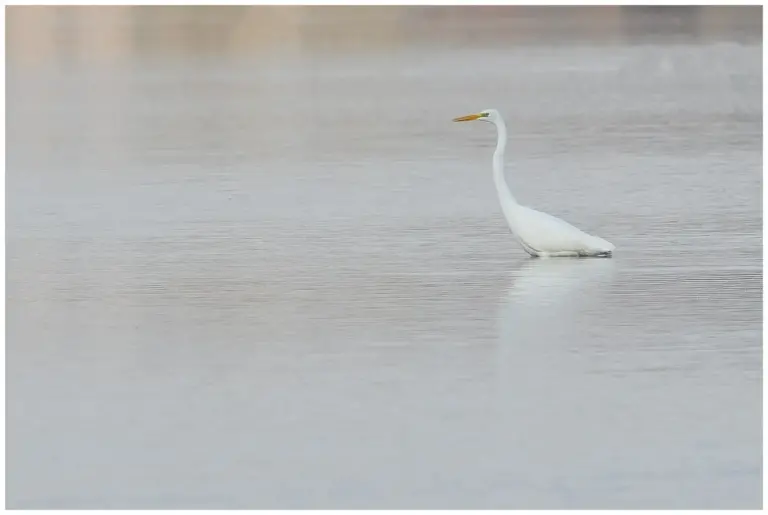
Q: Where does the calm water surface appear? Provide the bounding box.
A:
[6,6,762,509]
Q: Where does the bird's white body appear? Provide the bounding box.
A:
[455,109,615,258]
[501,205,615,258]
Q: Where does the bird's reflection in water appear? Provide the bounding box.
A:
[502,257,616,309]
[494,256,617,398]
[489,257,618,484]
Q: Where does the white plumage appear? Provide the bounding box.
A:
[453,108,615,258]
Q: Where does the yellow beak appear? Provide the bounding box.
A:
[452,113,482,122]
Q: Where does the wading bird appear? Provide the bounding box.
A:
[453,109,615,258]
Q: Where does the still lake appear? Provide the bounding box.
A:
[6,6,762,509]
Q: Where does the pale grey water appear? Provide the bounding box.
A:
[6,6,763,509]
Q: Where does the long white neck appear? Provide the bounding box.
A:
[492,117,518,212]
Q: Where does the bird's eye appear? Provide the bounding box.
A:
[480,112,489,117]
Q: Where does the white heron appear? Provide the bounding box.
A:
[453,109,615,258]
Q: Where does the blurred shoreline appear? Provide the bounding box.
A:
[7,6,762,68]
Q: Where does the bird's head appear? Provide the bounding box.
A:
[452,108,500,124]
